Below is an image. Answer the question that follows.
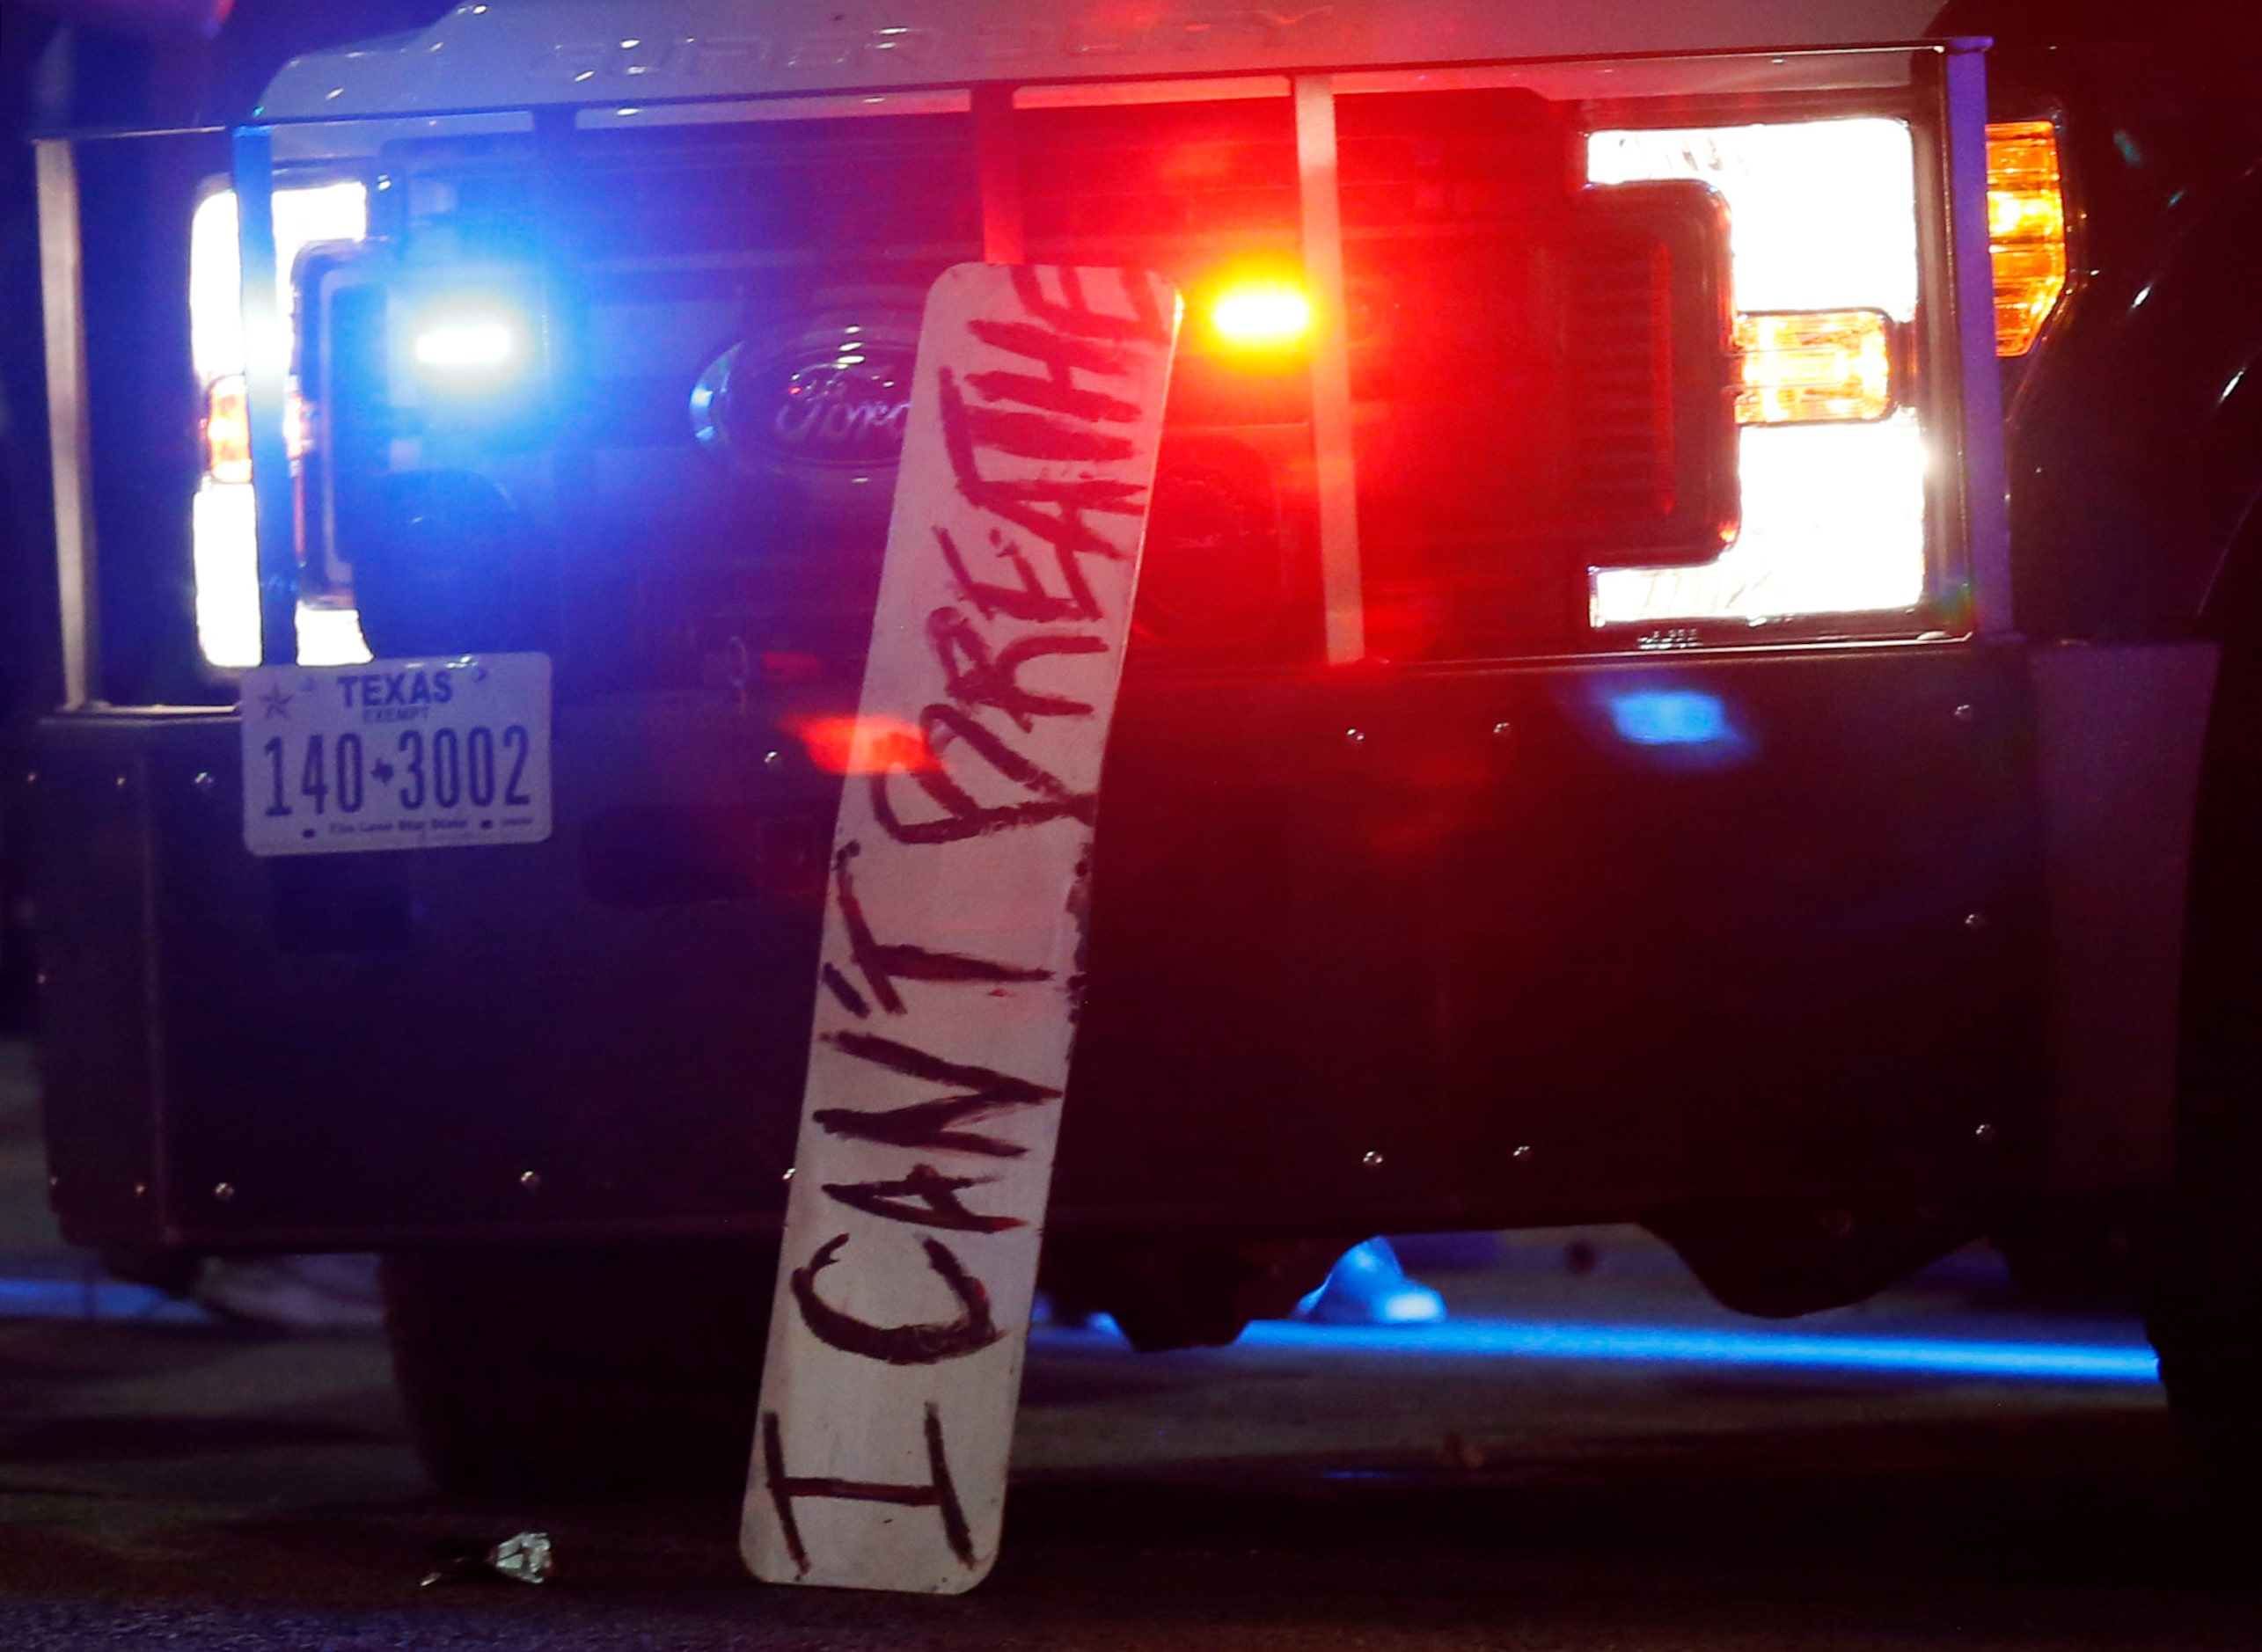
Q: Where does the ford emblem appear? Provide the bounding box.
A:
[691,297,920,507]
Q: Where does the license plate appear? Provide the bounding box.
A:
[238,653,552,858]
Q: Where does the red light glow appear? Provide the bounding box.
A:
[783,713,936,776]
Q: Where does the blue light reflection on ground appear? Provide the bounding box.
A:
[1052,1318,2158,1385]
[0,1275,213,1324]
[0,1269,2160,1383]
[1236,1319,2158,1382]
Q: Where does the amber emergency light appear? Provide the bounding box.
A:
[1208,281,1312,349]
[202,372,309,485]
[1985,120,2068,355]
[1734,311,1895,425]
[201,373,253,486]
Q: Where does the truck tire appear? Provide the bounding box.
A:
[2144,1198,2262,1485]
[381,1241,779,1495]
[2147,529,2262,1486]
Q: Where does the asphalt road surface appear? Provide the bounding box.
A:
[4,1038,2256,1651]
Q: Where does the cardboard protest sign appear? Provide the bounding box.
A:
[743,264,1180,1594]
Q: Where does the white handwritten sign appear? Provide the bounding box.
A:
[742,265,1180,1594]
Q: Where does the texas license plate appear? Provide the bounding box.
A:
[238,653,552,857]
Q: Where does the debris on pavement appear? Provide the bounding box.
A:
[420,1531,554,1588]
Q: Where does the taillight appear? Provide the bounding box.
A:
[1984,120,2068,356]
[1734,311,1894,425]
